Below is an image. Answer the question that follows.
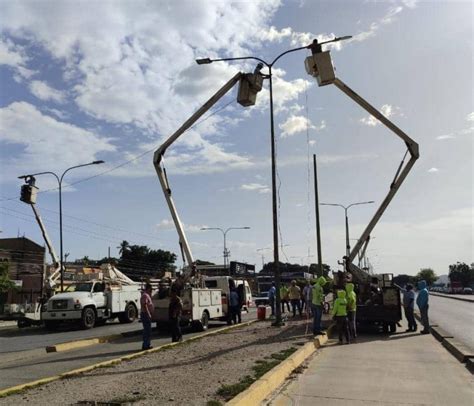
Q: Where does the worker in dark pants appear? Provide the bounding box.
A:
[345,283,357,341]
[169,288,183,342]
[140,283,154,350]
[416,280,430,334]
[332,289,350,344]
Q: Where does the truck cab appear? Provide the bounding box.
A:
[42,280,140,329]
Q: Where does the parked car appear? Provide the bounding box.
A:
[462,287,473,295]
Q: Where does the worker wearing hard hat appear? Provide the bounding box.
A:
[311,276,327,335]
[345,283,357,341]
[332,289,350,344]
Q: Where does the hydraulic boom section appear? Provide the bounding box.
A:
[304,39,419,281]
[153,70,263,275]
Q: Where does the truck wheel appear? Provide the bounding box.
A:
[81,307,96,329]
[389,323,396,333]
[118,303,137,324]
[195,311,209,332]
[382,323,389,334]
[17,319,31,329]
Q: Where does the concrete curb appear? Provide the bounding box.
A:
[227,323,335,406]
[430,292,474,303]
[0,319,259,398]
[45,333,125,353]
[430,326,454,342]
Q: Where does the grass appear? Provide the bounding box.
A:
[215,347,297,401]
[206,399,224,406]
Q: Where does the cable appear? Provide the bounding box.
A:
[0,98,237,202]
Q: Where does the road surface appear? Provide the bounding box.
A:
[429,294,474,351]
[0,309,257,390]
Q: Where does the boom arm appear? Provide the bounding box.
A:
[153,72,243,270]
[333,78,419,268]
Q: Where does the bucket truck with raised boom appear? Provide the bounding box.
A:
[152,68,263,330]
[304,38,420,332]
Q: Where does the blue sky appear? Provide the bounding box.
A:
[0,0,472,276]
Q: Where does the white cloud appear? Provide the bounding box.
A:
[436,134,455,140]
[279,115,314,137]
[240,183,270,194]
[466,112,474,122]
[0,37,26,67]
[156,219,207,233]
[29,80,66,103]
[427,167,439,173]
[0,102,115,180]
[360,104,400,126]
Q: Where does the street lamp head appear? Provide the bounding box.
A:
[92,160,105,165]
[196,58,212,65]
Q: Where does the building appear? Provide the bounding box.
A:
[0,237,45,311]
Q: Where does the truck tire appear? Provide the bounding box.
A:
[196,311,209,332]
[382,322,389,334]
[17,319,31,328]
[118,303,137,324]
[81,307,96,329]
[389,323,396,333]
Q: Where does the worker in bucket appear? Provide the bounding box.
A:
[345,283,357,341]
[416,280,430,334]
[332,289,350,344]
[311,276,326,335]
[140,283,154,350]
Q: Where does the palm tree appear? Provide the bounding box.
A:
[117,240,130,257]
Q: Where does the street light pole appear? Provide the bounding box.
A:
[19,160,105,292]
[201,227,250,274]
[320,201,374,269]
[197,36,351,326]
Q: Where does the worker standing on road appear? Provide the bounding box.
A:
[268,282,276,316]
[346,283,357,341]
[401,283,417,332]
[169,288,183,342]
[288,280,302,317]
[229,287,240,324]
[416,280,430,334]
[332,289,350,344]
[280,284,290,313]
[140,283,154,350]
[311,276,326,335]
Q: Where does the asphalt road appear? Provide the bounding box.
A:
[428,294,474,351]
[0,310,257,391]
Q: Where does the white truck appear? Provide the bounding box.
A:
[42,265,141,329]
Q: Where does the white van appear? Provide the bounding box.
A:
[203,276,252,317]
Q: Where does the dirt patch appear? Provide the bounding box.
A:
[1,318,313,405]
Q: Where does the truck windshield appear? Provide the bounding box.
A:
[66,283,93,292]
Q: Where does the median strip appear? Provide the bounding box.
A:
[45,333,124,353]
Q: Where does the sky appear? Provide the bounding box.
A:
[0,0,472,276]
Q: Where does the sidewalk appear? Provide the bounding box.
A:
[269,320,474,406]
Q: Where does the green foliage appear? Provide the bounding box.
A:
[0,262,16,293]
[216,375,255,400]
[195,259,216,266]
[393,274,415,287]
[415,268,437,286]
[449,262,474,287]
[119,244,177,276]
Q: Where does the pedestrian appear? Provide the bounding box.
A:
[402,283,417,332]
[229,286,240,324]
[140,283,154,350]
[268,282,276,316]
[346,282,357,341]
[169,288,183,342]
[332,289,350,344]
[416,280,430,334]
[311,276,326,335]
[288,280,302,317]
[303,280,313,317]
[280,284,291,313]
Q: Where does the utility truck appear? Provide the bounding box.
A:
[1,177,62,328]
[42,264,141,329]
[151,67,263,330]
[304,38,419,332]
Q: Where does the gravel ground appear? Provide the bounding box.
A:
[2,318,313,406]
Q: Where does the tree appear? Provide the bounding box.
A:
[119,244,177,277]
[117,240,131,257]
[309,263,331,278]
[393,274,415,287]
[0,262,16,293]
[449,262,474,287]
[415,268,437,286]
